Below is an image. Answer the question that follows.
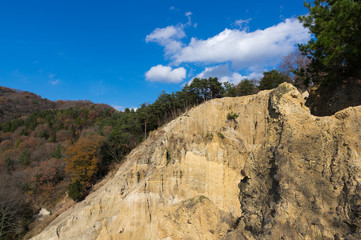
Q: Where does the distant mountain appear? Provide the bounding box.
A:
[0,86,114,123]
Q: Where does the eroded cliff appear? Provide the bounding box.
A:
[32,83,361,240]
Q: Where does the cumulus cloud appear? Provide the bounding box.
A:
[146,25,185,56]
[173,18,310,69]
[146,17,310,84]
[194,64,264,85]
[195,64,231,79]
[146,25,185,42]
[220,72,264,84]
[146,12,196,57]
[145,65,186,83]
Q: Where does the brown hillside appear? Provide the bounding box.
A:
[0,86,114,123]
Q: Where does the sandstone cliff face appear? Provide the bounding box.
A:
[32,83,361,240]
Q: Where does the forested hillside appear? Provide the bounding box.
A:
[0,87,56,122]
[0,104,115,239]
[0,86,113,123]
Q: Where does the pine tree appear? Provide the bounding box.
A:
[298,0,361,83]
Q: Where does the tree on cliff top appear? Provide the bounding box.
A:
[258,70,289,90]
[298,0,361,83]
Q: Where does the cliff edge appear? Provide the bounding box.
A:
[32,83,361,240]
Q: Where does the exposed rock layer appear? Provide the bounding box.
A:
[33,83,361,240]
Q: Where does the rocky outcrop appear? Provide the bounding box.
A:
[32,83,361,240]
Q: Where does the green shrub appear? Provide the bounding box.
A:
[15,138,22,148]
[205,132,213,140]
[51,145,63,159]
[5,158,15,171]
[217,132,225,139]
[68,180,83,201]
[19,128,28,136]
[227,112,239,121]
[39,130,49,139]
[0,119,24,132]
[19,150,31,166]
[49,130,57,143]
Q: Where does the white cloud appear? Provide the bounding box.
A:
[145,65,186,83]
[146,17,310,85]
[146,25,185,56]
[146,25,185,42]
[173,18,310,69]
[146,18,309,71]
[220,72,264,84]
[112,106,138,112]
[185,11,192,25]
[234,18,251,30]
[146,12,196,57]
[112,105,124,111]
[49,73,60,85]
[195,64,232,79]
[193,64,263,85]
[50,79,60,85]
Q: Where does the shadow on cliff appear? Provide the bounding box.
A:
[306,76,361,116]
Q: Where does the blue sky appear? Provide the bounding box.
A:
[0,0,310,110]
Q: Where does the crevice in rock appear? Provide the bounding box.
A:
[236,99,285,237]
[136,172,140,183]
[241,176,249,184]
[267,98,279,119]
[268,147,281,204]
[161,174,164,192]
[146,198,152,222]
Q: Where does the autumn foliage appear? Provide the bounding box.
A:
[65,135,104,185]
[28,158,65,200]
